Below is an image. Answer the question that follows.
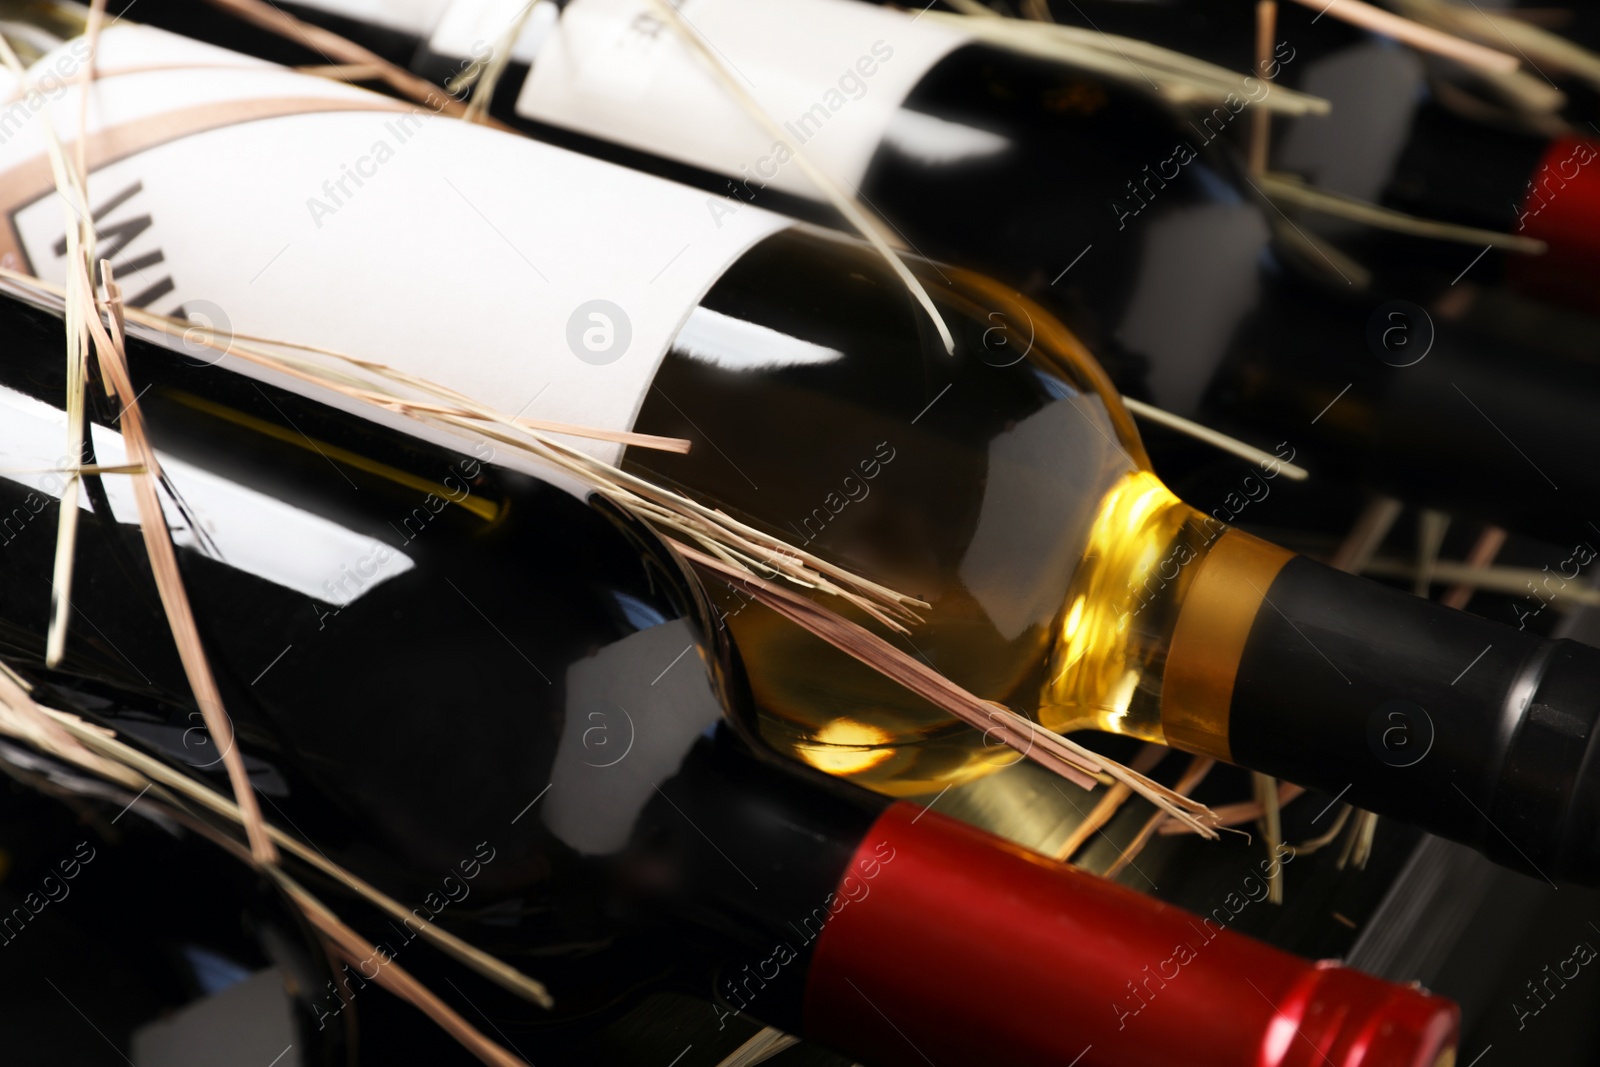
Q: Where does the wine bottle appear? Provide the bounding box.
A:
[117,0,1600,549]
[4,20,1600,885]
[0,784,345,1064]
[0,283,1459,1067]
[1027,0,1600,309]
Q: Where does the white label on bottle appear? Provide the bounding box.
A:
[277,0,453,36]
[0,382,417,605]
[0,25,790,479]
[513,0,969,200]
[431,0,561,65]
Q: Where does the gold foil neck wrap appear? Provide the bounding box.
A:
[1160,529,1294,762]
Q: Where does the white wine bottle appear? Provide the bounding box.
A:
[3,19,1600,886]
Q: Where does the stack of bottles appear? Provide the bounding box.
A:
[0,0,1597,1062]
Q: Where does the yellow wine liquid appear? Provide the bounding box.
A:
[719,470,1213,796]
[628,231,1215,797]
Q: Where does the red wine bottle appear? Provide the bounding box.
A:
[0,285,1459,1067]
[117,0,1600,548]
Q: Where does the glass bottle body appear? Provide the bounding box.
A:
[0,291,809,1025]
[627,228,1215,794]
[0,7,1202,801]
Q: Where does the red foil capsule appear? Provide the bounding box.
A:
[805,803,1458,1067]
[1509,134,1600,309]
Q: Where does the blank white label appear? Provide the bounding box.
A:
[516,0,969,200]
[0,24,790,476]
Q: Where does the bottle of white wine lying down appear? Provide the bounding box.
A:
[0,283,1460,1067]
[0,18,1598,886]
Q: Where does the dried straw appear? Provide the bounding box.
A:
[1328,495,1403,573]
[1413,509,1451,597]
[199,0,513,129]
[1123,397,1309,481]
[1338,809,1380,870]
[0,667,144,792]
[1249,1,1276,177]
[1103,755,1214,878]
[97,261,280,864]
[1281,0,1518,74]
[715,1027,802,1067]
[1252,770,1284,903]
[684,545,1220,837]
[294,62,386,82]
[1272,218,1372,288]
[1397,0,1600,91]
[1441,525,1507,611]
[1294,803,1352,855]
[640,0,956,356]
[1159,782,1306,835]
[1261,172,1547,253]
[465,0,544,123]
[1053,742,1168,862]
[930,0,1331,116]
[0,666,541,1065]
[0,23,89,670]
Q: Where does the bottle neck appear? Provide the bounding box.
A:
[1041,439,1600,885]
[1207,267,1600,547]
[1153,521,1600,885]
[1039,470,1212,743]
[672,728,1459,1067]
[802,800,1458,1067]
